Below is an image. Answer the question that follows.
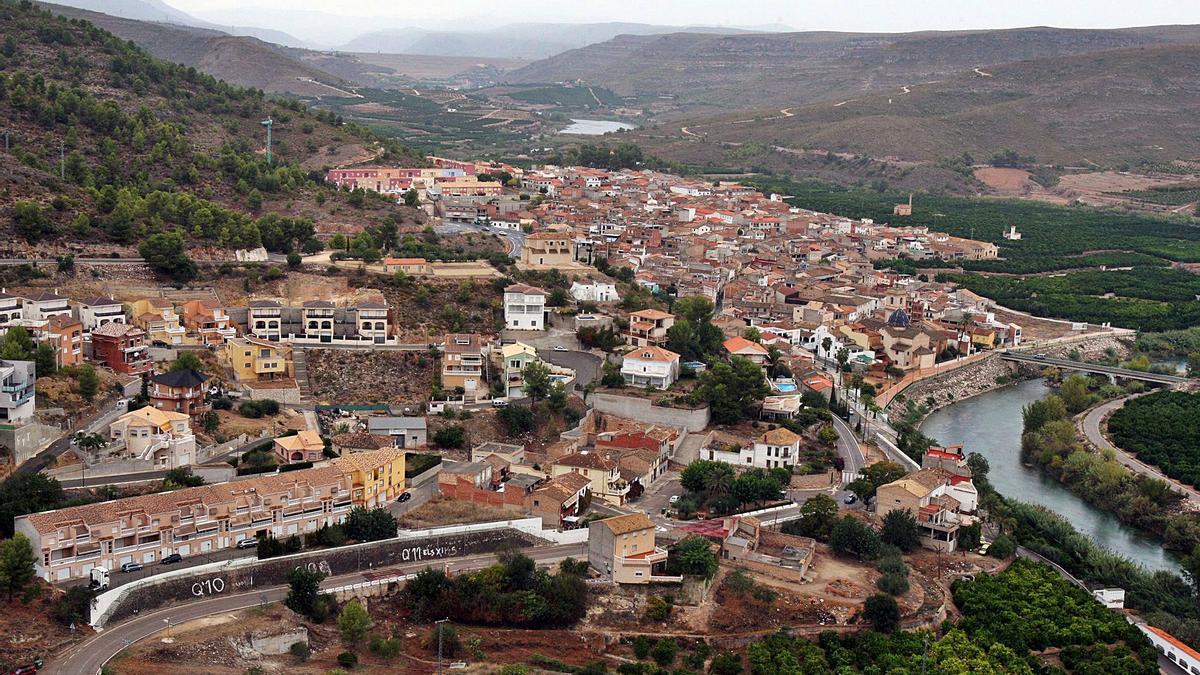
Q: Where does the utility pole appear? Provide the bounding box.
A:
[261,118,273,164]
[60,140,65,180]
[436,618,449,675]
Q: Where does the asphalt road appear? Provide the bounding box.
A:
[1081,396,1200,504]
[540,349,602,389]
[46,542,586,675]
[829,410,864,479]
[17,398,125,475]
[435,221,526,256]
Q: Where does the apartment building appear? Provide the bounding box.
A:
[442,333,485,398]
[76,296,126,332]
[149,369,210,418]
[109,406,196,468]
[15,447,406,582]
[224,336,290,383]
[43,316,84,368]
[625,309,674,347]
[180,299,237,346]
[90,323,152,376]
[587,513,668,584]
[705,427,800,470]
[0,359,35,424]
[503,284,546,331]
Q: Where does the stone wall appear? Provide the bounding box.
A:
[3,421,61,467]
[100,528,537,625]
[591,393,710,432]
[241,383,302,404]
[886,355,1022,416]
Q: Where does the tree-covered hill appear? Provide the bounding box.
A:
[0,0,424,256]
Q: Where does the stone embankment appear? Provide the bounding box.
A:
[885,334,1134,418]
[887,355,1023,416]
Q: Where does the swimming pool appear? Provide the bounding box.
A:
[775,383,797,392]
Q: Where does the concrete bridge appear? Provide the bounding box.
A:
[1001,353,1189,385]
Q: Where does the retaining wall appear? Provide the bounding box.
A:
[92,526,539,627]
[591,393,710,432]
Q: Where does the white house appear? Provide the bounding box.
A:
[76,296,126,333]
[0,359,35,424]
[570,280,620,303]
[620,346,680,389]
[504,284,547,331]
[705,427,801,470]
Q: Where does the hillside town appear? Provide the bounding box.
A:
[0,154,1188,674]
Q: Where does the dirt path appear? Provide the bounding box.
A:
[588,87,603,106]
[681,126,699,137]
[973,67,993,77]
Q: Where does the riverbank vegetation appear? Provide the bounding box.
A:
[912,391,1200,650]
[1020,377,1200,552]
[1109,391,1200,488]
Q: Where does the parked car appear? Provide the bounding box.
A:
[1034,353,1047,359]
[553,345,568,352]
[161,553,183,564]
[120,561,143,573]
[491,398,509,407]
[236,538,259,549]
[668,495,680,505]
[843,494,858,505]
[396,491,412,503]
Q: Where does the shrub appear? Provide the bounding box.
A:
[289,641,310,661]
[988,534,1016,559]
[644,594,672,622]
[632,635,651,659]
[368,634,402,661]
[877,572,910,596]
[650,638,678,666]
[336,651,357,668]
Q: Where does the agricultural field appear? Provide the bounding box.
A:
[1108,391,1200,487]
[940,268,1200,331]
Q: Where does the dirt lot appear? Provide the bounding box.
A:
[396,495,516,529]
[110,599,606,674]
[306,350,436,405]
[0,584,91,671]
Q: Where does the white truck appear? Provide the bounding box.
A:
[89,567,110,590]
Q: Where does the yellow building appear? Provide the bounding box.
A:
[332,447,407,508]
[129,298,187,346]
[587,513,669,584]
[224,336,291,382]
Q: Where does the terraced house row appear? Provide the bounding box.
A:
[15,448,407,582]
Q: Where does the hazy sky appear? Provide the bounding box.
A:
[170,0,1200,32]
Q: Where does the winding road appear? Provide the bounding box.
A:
[1080,397,1200,505]
[45,543,586,675]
